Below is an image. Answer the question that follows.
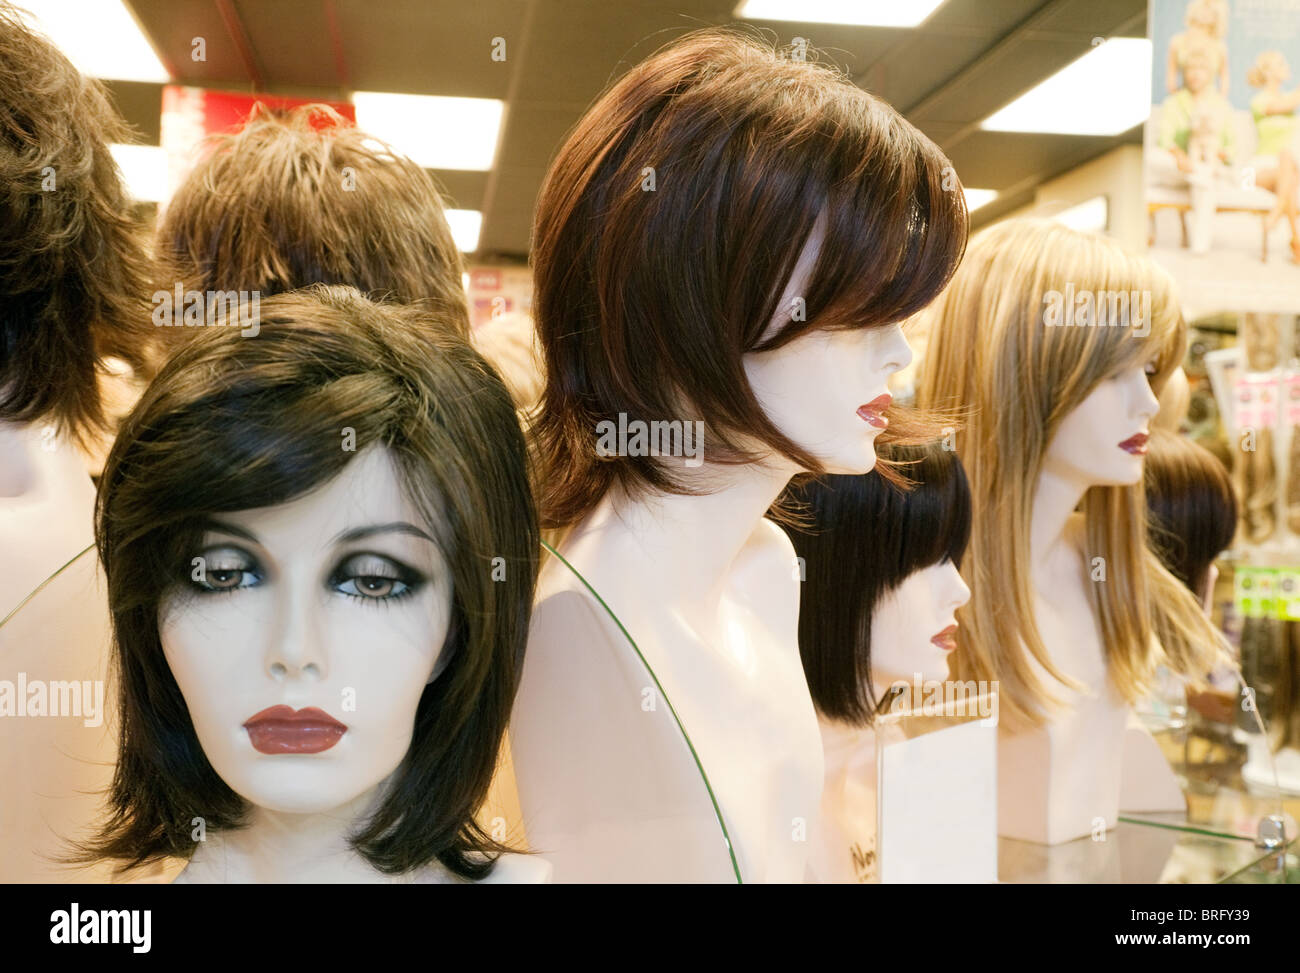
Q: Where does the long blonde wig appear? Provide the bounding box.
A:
[915,219,1227,729]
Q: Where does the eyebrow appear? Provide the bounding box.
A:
[202,521,436,546]
[205,520,259,543]
[331,522,436,545]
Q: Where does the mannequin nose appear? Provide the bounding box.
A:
[881,323,914,374]
[1135,369,1160,420]
[266,587,326,681]
[944,562,971,611]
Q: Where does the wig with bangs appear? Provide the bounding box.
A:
[781,442,972,726]
[83,286,537,880]
[531,28,968,528]
[915,219,1228,729]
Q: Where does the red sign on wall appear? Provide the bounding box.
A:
[159,86,356,208]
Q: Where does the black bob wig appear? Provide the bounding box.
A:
[780,441,972,726]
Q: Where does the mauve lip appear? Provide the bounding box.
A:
[857,393,892,429]
[1118,432,1149,455]
[931,624,958,651]
[243,705,347,755]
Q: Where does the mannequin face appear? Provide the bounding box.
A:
[742,218,914,475]
[744,324,913,475]
[159,446,452,815]
[870,559,971,687]
[1042,362,1159,488]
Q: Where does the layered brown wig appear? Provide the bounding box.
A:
[0,2,153,441]
[87,286,536,879]
[781,442,972,725]
[531,28,967,528]
[155,104,469,337]
[1144,431,1237,598]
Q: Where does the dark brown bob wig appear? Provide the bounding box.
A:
[0,1,153,440]
[1144,431,1237,599]
[532,28,968,528]
[155,104,469,338]
[87,286,537,880]
[781,441,972,725]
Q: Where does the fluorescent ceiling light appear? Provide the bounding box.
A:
[110,144,166,203]
[963,188,998,212]
[1051,195,1109,234]
[352,93,503,171]
[734,0,946,27]
[445,209,483,253]
[17,1,168,82]
[981,38,1151,136]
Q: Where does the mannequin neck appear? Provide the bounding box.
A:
[180,786,427,884]
[818,715,874,776]
[1030,464,1091,579]
[580,452,801,605]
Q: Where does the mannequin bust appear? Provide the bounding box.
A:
[916,219,1228,845]
[781,443,974,882]
[83,288,548,883]
[0,3,155,881]
[511,29,967,881]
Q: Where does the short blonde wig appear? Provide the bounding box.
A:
[916,219,1226,728]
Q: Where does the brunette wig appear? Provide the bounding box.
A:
[155,104,469,337]
[0,2,153,440]
[1144,431,1237,598]
[87,286,537,879]
[781,442,972,725]
[531,28,967,528]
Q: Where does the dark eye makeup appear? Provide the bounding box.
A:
[186,545,428,603]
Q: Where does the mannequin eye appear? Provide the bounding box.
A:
[191,547,262,593]
[331,553,423,602]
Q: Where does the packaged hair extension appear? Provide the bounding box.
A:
[1241,312,1281,372]
[1233,374,1279,543]
[1236,615,1281,737]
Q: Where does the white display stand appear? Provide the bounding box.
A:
[810,695,998,883]
[1119,714,1188,812]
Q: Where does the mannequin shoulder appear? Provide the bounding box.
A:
[733,518,800,588]
[475,853,553,884]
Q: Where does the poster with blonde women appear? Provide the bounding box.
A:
[1147,0,1300,311]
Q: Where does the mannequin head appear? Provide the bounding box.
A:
[532,28,966,527]
[89,287,537,879]
[781,442,972,726]
[0,2,153,441]
[916,219,1223,727]
[1144,431,1237,611]
[156,104,468,339]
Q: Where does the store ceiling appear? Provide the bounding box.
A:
[110,0,1148,260]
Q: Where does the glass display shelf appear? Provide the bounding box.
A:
[998,820,1284,883]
